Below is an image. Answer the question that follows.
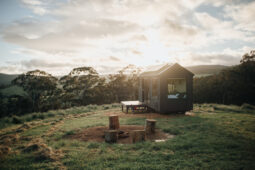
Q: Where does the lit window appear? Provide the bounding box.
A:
[167,79,186,99]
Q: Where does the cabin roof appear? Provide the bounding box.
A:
[139,63,194,77]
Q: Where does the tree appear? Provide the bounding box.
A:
[240,50,255,64]
[59,67,100,106]
[194,50,255,105]
[12,70,58,112]
[107,64,141,102]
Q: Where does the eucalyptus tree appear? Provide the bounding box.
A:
[12,70,58,112]
[59,67,101,106]
[107,64,141,102]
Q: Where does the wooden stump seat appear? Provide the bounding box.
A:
[145,119,156,134]
[131,130,146,143]
[105,130,118,143]
[109,115,120,130]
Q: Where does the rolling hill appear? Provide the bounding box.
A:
[0,103,254,169]
[0,65,230,85]
[186,65,229,77]
[0,73,19,85]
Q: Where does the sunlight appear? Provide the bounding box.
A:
[140,29,169,63]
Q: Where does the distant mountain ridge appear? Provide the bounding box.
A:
[186,65,229,77]
[0,65,230,85]
[0,73,19,85]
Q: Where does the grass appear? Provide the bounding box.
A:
[22,125,51,137]
[0,103,255,169]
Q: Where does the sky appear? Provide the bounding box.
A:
[0,0,254,75]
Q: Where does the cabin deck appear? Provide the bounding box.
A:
[121,101,148,113]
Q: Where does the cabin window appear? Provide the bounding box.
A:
[152,79,158,97]
[167,78,186,99]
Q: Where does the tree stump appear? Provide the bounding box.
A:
[131,130,146,143]
[109,115,120,130]
[145,119,156,134]
[105,130,118,143]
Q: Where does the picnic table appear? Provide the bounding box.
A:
[121,101,148,113]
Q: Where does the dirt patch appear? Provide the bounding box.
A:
[104,111,185,119]
[66,125,174,144]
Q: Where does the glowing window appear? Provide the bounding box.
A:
[167,79,186,99]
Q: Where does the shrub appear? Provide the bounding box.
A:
[65,130,75,136]
[32,114,38,119]
[241,103,255,110]
[47,112,55,118]
[103,106,109,110]
[38,114,45,119]
[87,143,99,149]
[12,116,23,124]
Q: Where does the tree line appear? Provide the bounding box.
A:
[0,65,140,117]
[0,50,254,117]
[193,50,255,105]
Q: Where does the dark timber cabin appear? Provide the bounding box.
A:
[138,63,194,113]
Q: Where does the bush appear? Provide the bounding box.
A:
[12,116,23,124]
[32,114,38,119]
[47,112,55,118]
[87,143,99,149]
[103,106,109,110]
[38,114,45,119]
[241,103,255,110]
[65,130,75,136]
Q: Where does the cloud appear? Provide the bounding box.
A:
[21,0,47,15]
[224,1,255,32]
[194,12,250,41]
[22,0,42,6]
[20,59,74,69]
[189,53,240,65]
[0,0,255,75]
[100,56,122,62]
[108,56,121,62]
[130,35,148,42]
[132,50,142,55]
[174,48,247,66]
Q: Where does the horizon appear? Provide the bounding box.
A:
[0,0,254,75]
[0,63,229,76]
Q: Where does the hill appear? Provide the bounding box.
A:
[0,73,19,85]
[0,103,254,169]
[186,65,229,77]
[0,85,27,97]
[0,65,228,85]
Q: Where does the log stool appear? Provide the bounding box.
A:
[131,130,146,143]
[109,115,120,130]
[145,119,156,134]
[105,130,118,143]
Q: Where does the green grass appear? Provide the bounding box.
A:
[22,125,51,137]
[0,103,255,169]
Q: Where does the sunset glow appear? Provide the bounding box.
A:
[0,0,255,75]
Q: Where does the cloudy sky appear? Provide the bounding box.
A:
[0,0,254,75]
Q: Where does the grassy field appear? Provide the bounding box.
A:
[0,103,255,169]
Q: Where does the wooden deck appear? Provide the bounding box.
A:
[121,101,148,113]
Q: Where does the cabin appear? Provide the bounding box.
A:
[138,63,194,113]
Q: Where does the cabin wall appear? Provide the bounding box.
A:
[138,78,143,102]
[139,77,160,112]
[159,64,193,113]
[147,78,160,112]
